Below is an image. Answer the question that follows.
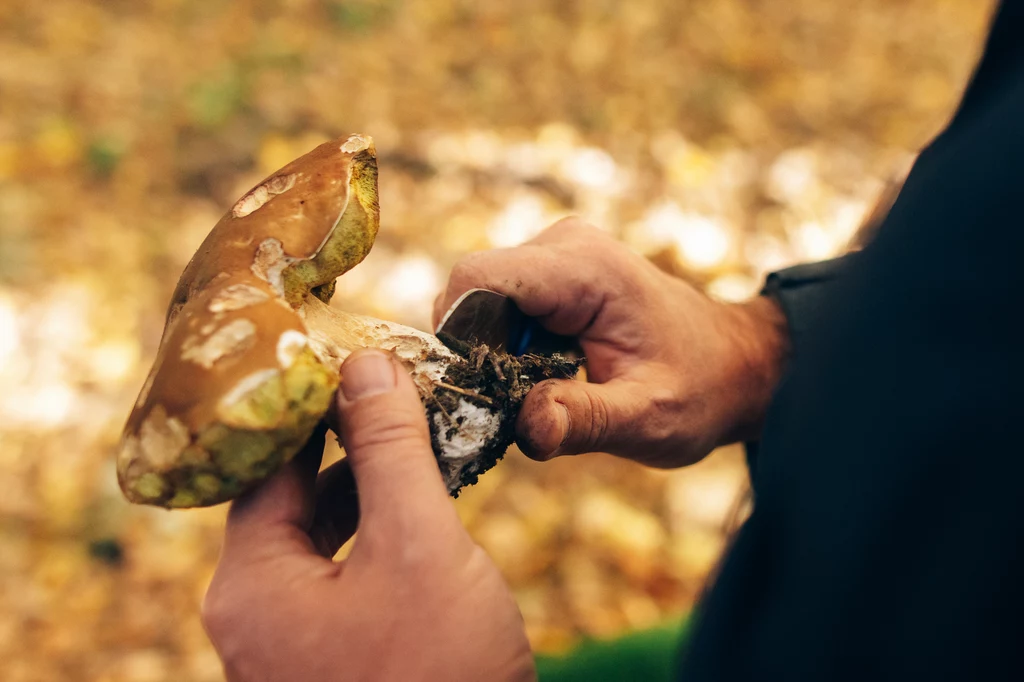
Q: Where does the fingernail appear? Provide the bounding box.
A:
[340,350,396,401]
[537,402,570,459]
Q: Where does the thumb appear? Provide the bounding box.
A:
[515,378,648,460]
[336,349,454,536]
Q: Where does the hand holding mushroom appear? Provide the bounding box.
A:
[117,135,578,508]
[201,349,536,682]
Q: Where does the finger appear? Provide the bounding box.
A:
[525,215,606,246]
[515,378,650,460]
[431,291,446,331]
[436,247,606,338]
[221,425,328,563]
[336,349,456,538]
[434,218,618,337]
[309,457,360,558]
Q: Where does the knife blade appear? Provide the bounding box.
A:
[435,288,577,356]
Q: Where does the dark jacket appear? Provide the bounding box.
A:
[681,2,1024,679]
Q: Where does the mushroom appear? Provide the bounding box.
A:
[117,134,579,508]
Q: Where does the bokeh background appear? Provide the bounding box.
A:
[0,1,997,680]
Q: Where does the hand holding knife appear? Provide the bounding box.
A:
[435,288,580,357]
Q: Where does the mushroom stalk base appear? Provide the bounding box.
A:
[300,295,581,495]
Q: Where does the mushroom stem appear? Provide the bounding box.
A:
[296,295,516,494]
[298,295,459,388]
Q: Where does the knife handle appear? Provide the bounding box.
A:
[511,319,537,355]
[509,316,579,357]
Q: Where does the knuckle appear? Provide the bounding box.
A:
[647,387,679,415]
[201,607,246,675]
[200,582,233,639]
[517,384,562,456]
[201,579,263,674]
[583,391,610,451]
[344,409,430,453]
[647,407,681,445]
[547,215,587,235]
[449,252,491,286]
[641,387,692,450]
[546,216,607,244]
[431,292,446,325]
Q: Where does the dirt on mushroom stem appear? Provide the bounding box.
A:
[429,332,583,494]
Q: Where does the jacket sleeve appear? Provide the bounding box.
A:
[760,256,854,356]
[745,255,854,478]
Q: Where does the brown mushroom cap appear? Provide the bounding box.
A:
[118,135,378,508]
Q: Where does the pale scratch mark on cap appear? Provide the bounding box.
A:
[218,368,280,413]
[208,284,271,313]
[340,134,371,153]
[250,238,297,296]
[276,330,308,368]
[232,173,298,218]
[137,405,191,471]
[181,318,257,368]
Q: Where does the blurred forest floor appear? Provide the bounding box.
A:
[0,1,995,680]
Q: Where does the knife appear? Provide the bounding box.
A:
[435,288,578,356]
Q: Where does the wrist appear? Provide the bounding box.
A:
[715,294,790,445]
